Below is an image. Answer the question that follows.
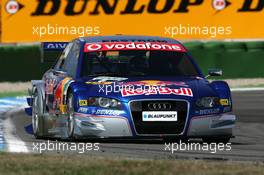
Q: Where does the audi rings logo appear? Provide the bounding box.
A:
[148,102,172,111]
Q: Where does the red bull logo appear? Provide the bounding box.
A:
[121,87,193,97]
[122,80,188,87]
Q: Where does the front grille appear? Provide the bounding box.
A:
[130,100,188,135]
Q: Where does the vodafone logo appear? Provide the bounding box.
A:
[212,0,227,11]
[84,42,186,52]
[86,44,102,51]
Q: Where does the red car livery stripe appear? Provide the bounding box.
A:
[84,42,186,52]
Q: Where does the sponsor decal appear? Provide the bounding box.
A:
[84,42,186,52]
[86,81,113,85]
[79,100,88,106]
[195,108,220,115]
[28,0,204,16]
[211,120,235,128]
[95,109,125,116]
[9,0,263,16]
[122,80,188,87]
[43,42,68,51]
[77,108,125,116]
[89,80,189,96]
[78,107,88,113]
[142,111,178,122]
[87,80,188,87]
[91,76,128,82]
[86,76,128,85]
[121,87,193,97]
[220,99,229,106]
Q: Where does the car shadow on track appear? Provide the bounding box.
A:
[42,137,239,145]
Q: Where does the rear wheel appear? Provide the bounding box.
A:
[66,93,75,139]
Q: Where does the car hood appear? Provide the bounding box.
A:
[76,76,218,102]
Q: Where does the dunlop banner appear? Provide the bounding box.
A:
[1,0,264,42]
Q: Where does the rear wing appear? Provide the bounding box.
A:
[41,42,68,63]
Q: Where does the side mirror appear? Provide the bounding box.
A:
[206,68,223,78]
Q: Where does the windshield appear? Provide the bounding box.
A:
[81,50,199,77]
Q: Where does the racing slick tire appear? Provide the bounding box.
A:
[202,137,231,144]
[66,92,76,140]
[32,90,44,139]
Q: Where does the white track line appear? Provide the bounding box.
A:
[0,100,26,106]
[231,87,264,92]
[3,108,29,153]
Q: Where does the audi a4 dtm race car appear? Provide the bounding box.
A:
[26,35,236,143]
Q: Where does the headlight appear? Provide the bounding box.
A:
[196,97,219,108]
[88,97,122,109]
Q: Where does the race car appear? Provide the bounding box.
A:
[26,35,236,143]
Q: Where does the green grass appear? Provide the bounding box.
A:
[0,153,263,175]
[0,91,27,98]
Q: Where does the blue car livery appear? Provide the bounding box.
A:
[26,35,236,142]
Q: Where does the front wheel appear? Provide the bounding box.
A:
[32,91,43,138]
[66,93,75,139]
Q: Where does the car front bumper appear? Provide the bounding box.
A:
[187,113,236,137]
[73,112,236,138]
